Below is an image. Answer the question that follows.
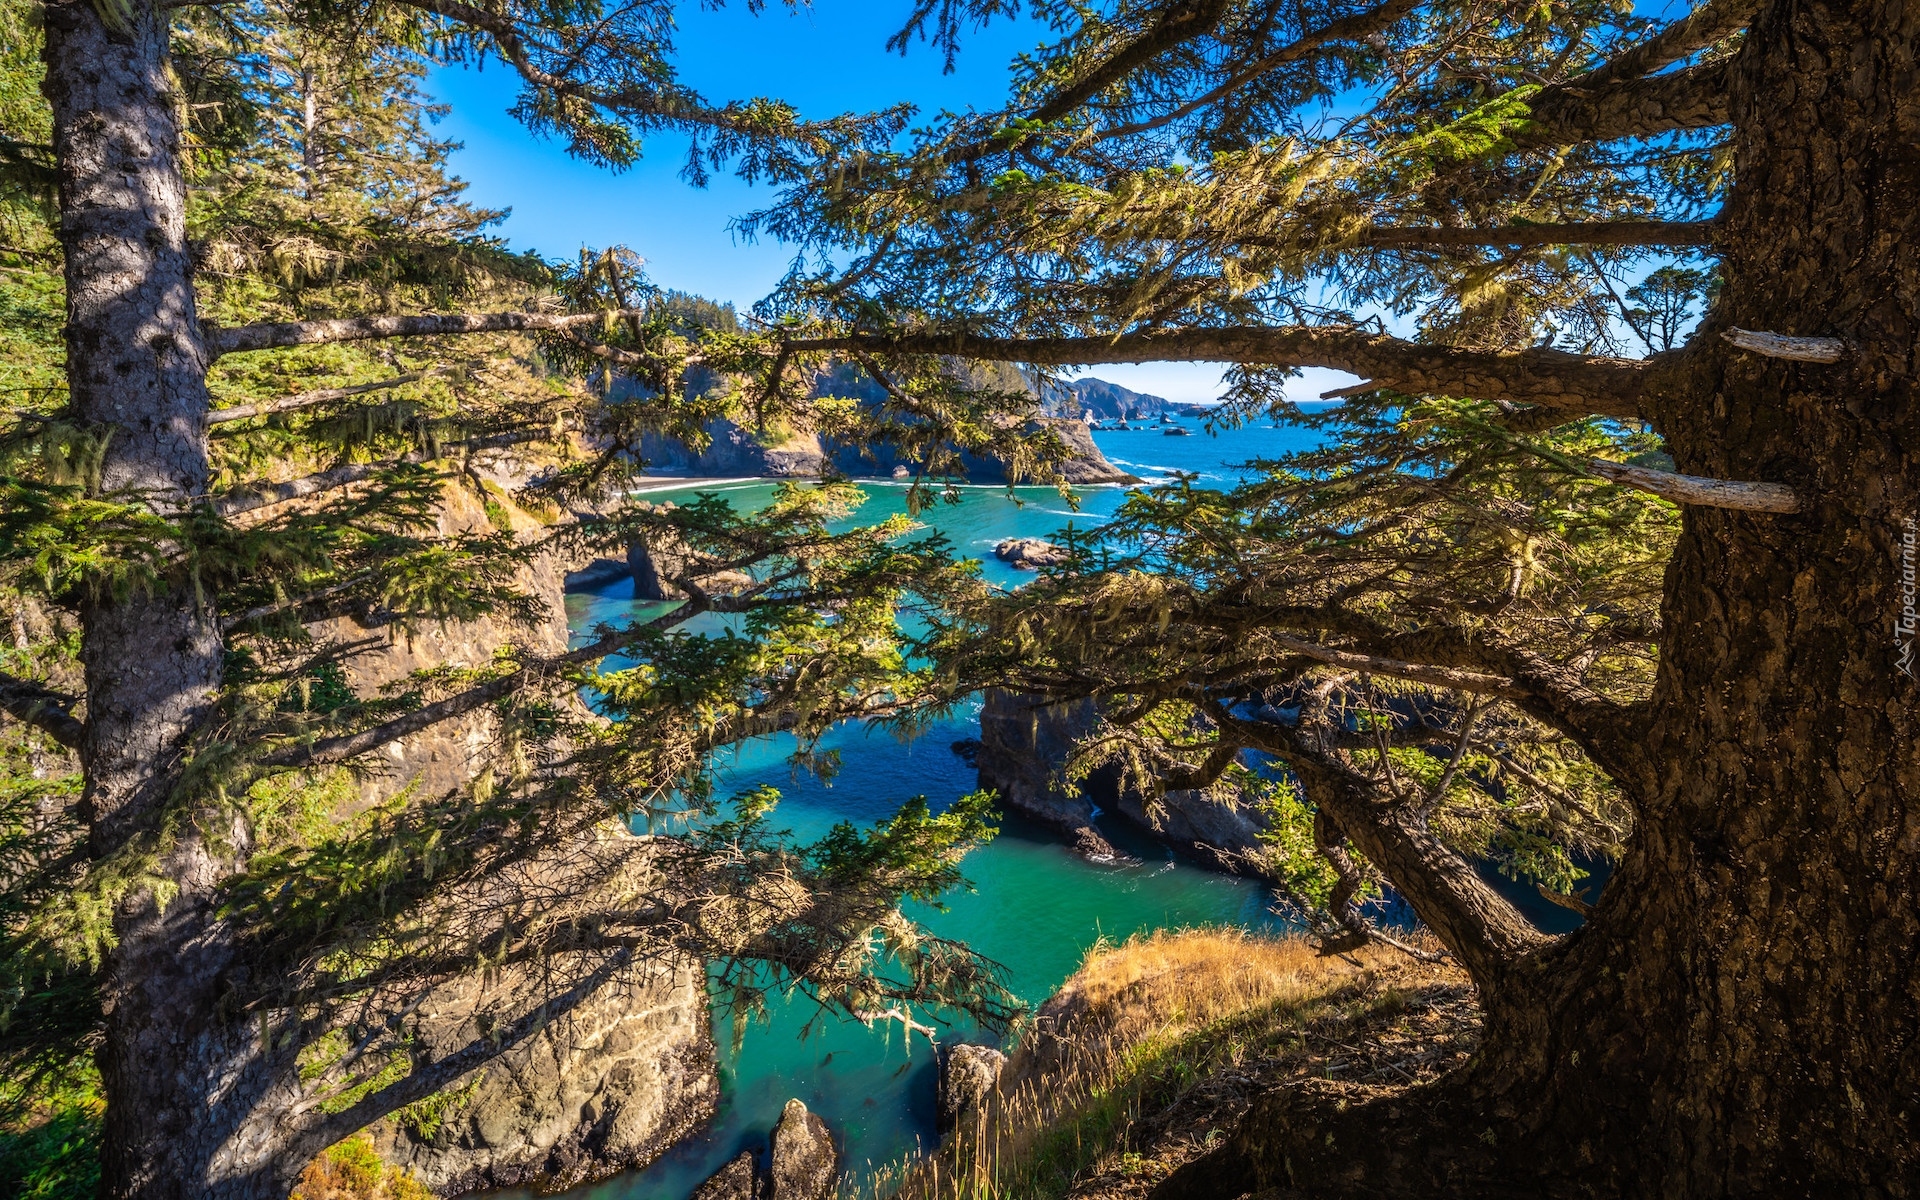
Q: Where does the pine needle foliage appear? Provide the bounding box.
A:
[0,0,1047,1176]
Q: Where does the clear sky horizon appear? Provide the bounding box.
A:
[424,3,1363,405]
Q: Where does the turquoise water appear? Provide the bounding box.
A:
[547,419,1318,1200]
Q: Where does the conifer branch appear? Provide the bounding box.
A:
[1577,0,1761,90]
[1263,634,1523,696]
[1089,0,1425,141]
[1584,458,1800,513]
[388,0,836,146]
[206,369,456,424]
[1721,327,1847,362]
[1514,58,1731,147]
[260,610,704,769]
[205,309,653,357]
[793,326,1651,416]
[1205,702,1552,983]
[213,464,390,518]
[1028,0,1237,124]
[1338,219,1718,249]
[0,671,84,748]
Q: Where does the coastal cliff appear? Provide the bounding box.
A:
[640,413,1135,485]
[892,930,1473,1200]
[368,952,716,1194]
[304,472,719,1196]
[974,689,1276,873]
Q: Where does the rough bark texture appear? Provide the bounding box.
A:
[41,4,267,1198]
[36,15,712,1180]
[1161,0,1920,1194]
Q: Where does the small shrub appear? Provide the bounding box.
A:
[291,1135,432,1200]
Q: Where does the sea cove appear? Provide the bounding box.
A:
[540,422,1311,1200]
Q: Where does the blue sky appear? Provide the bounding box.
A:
[425,4,1362,403]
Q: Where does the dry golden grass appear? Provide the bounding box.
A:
[870,928,1474,1200]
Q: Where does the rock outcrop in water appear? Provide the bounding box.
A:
[974,690,1122,861]
[690,1099,839,1200]
[974,689,1278,875]
[690,1151,762,1200]
[994,537,1069,569]
[770,1099,838,1200]
[938,1043,1008,1131]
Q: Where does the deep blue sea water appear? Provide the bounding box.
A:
[537,417,1326,1200]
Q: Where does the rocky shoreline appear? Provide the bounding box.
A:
[637,414,1138,486]
[972,689,1280,879]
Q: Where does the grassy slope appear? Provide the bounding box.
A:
[889,928,1477,1200]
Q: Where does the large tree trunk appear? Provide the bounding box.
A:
[1159,0,1920,1194]
[41,5,307,1198]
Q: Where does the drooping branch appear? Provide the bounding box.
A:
[1354,625,1654,790]
[259,614,700,769]
[791,326,1651,417]
[1584,457,1800,513]
[213,464,390,518]
[1028,0,1234,124]
[1180,604,1654,788]
[207,369,456,424]
[1209,704,1551,985]
[387,0,787,142]
[1155,738,1247,791]
[0,671,84,748]
[205,309,652,358]
[1264,634,1523,697]
[1090,0,1424,141]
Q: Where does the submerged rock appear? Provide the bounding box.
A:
[937,1043,1008,1131]
[769,1099,837,1200]
[690,1150,763,1200]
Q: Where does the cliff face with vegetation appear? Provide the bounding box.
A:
[368,955,715,1194]
[302,475,719,1197]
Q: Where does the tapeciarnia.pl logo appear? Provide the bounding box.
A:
[1900,516,1918,680]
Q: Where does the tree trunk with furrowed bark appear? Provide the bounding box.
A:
[1160,0,1920,1193]
[43,3,328,1196]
